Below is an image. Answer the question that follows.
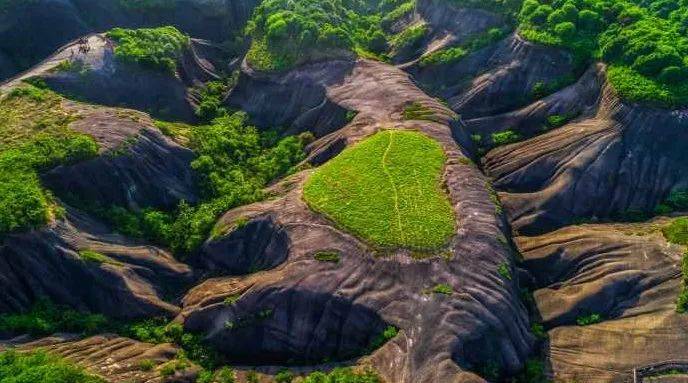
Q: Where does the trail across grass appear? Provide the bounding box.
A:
[303,130,455,250]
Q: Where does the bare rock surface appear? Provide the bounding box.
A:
[483,69,688,235]
[1,334,199,383]
[226,59,355,137]
[181,59,533,382]
[0,206,193,319]
[42,101,200,211]
[412,33,576,119]
[515,220,688,382]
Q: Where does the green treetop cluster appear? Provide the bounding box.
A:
[106,26,189,73]
[244,0,411,71]
[518,0,688,107]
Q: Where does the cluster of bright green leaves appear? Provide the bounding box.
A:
[518,0,688,107]
[106,26,189,73]
[93,112,308,255]
[0,350,105,383]
[0,84,97,236]
[244,0,410,71]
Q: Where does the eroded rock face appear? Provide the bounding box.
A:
[0,207,193,319]
[226,59,355,137]
[1,334,199,383]
[180,59,533,383]
[198,216,289,275]
[515,221,688,382]
[412,34,576,119]
[483,72,688,235]
[43,104,199,211]
[0,0,258,81]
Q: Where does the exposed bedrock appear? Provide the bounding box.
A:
[197,216,289,275]
[42,102,199,211]
[0,0,258,81]
[412,0,504,59]
[0,206,193,320]
[225,59,355,137]
[483,73,688,235]
[411,33,576,119]
[21,34,221,122]
[463,64,605,147]
[1,334,200,383]
[182,59,534,382]
[515,220,688,382]
[387,1,503,64]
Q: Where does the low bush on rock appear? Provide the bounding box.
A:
[107,26,189,74]
[0,350,105,383]
[304,130,455,251]
[576,312,602,326]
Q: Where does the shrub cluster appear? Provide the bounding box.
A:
[107,26,189,73]
[518,0,688,107]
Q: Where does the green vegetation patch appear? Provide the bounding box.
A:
[517,0,688,108]
[402,102,439,122]
[106,26,189,73]
[0,349,105,383]
[0,84,97,236]
[431,283,453,295]
[663,218,688,246]
[77,250,122,266]
[576,312,602,326]
[662,217,688,313]
[0,299,107,337]
[313,251,341,263]
[245,0,414,71]
[302,367,381,383]
[491,130,521,146]
[304,130,455,250]
[77,112,307,255]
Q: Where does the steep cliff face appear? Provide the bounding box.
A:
[225,59,355,136]
[483,69,688,235]
[412,33,576,119]
[0,207,193,319]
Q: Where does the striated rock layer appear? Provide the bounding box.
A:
[181,59,534,383]
[515,220,688,382]
[483,65,688,235]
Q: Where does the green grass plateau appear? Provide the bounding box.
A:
[303,130,455,250]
